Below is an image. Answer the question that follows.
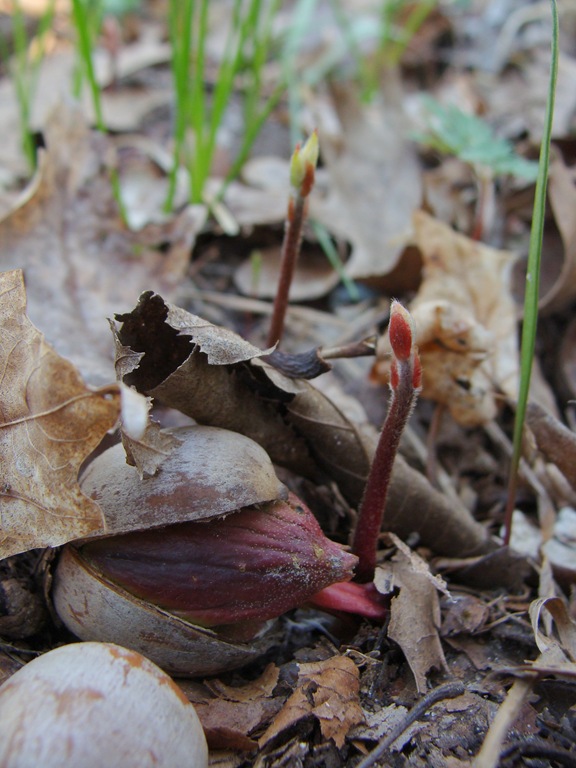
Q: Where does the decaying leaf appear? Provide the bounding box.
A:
[522,597,576,679]
[526,402,576,492]
[374,210,518,426]
[0,103,199,384]
[183,665,282,751]
[376,535,448,693]
[0,270,121,558]
[311,79,422,280]
[234,245,340,302]
[121,404,181,478]
[259,655,364,750]
[540,156,576,312]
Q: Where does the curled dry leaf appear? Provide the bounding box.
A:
[375,535,448,693]
[114,291,318,480]
[526,402,576,492]
[114,291,493,557]
[259,655,364,750]
[526,597,576,678]
[374,211,518,426]
[0,270,121,558]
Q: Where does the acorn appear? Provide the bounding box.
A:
[0,642,208,768]
[53,426,357,676]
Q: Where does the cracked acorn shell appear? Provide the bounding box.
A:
[53,425,356,676]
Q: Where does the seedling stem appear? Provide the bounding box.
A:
[352,302,422,582]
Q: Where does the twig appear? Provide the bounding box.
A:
[472,677,534,768]
[355,681,466,768]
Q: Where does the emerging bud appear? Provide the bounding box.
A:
[389,300,416,363]
[81,493,357,631]
[352,301,422,582]
[289,130,319,197]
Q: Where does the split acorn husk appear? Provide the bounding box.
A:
[53,426,357,676]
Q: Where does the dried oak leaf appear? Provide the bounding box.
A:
[259,656,364,750]
[185,664,282,751]
[374,211,518,426]
[375,535,448,693]
[0,270,121,558]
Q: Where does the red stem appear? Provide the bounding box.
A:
[267,196,308,347]
[352,356,420,583]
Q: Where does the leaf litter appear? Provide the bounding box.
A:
[1,1,576,766]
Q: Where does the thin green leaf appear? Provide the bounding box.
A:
[503,0,558,545]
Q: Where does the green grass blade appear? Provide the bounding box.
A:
[311,221,359,302]
[503,0,558,545]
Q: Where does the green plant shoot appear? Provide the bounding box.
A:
[71,0,127,222]
[503,0,558,546]
[164,0,283,210]
[8,0,55,171]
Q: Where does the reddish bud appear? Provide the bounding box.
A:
[81,493,357,630]
[389,301,415,362]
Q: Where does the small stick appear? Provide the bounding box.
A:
[352,301,422,582]
[356,681,465,768]
[267,131,319,347]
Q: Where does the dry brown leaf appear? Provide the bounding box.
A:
[234,245,340,302]
[259,656,364,750]
[205,663,280,703]
[0,270,121,558]
[193,698,278,752]
[188,665,282,751]
[121,413,181,479]
[115,291,319,480]
[530,596,576,665]
[540,156,576,312]
[310,79,422,280]
[526,402,576,491]
[0,104,197,384]
[376,211,518,426]
[378,539,448,693]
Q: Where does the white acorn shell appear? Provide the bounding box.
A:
[0,642,208,768]
[53,425,283,676]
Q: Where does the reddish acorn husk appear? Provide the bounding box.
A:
[81,493,357,629]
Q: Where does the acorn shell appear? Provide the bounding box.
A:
[80,425,287,537]
[0,642,208,768]
[53,538,276,677]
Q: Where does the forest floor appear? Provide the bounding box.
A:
[0,1,576,766]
